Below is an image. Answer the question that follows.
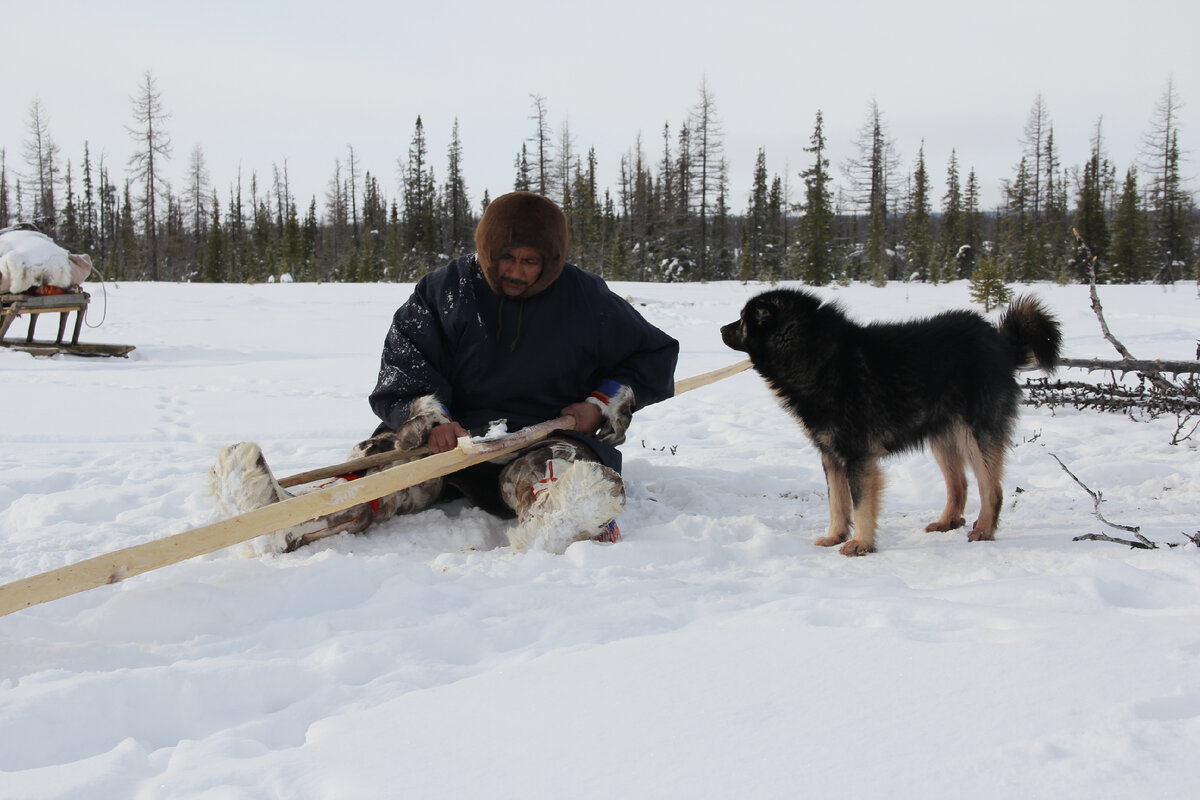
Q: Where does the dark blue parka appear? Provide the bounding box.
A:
[369,254,679,472]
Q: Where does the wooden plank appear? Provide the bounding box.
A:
[0,293,90,313]
[0,290,90,302]
[0,417,574,617]
[0,361,754,616]
[675,359,751,393]
[276,360,754,488]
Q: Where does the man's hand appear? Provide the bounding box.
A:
[562,401,603,437]
[427,421,469,453]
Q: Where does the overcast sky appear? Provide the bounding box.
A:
[5,0,1198,223]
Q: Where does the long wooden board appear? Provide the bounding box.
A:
[0,417,574,617]
[0,360,753,617]
[277,359,753,488]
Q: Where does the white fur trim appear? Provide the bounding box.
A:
[409,394,451,423]
[208,442,300,556]
[595,384,635,445]
[507,460,625,554]
[207,442,289,517]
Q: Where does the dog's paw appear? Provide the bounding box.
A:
[839,539,875,557]
[814,531,849,547]
[925,516,966,532]
[967,526,996,542]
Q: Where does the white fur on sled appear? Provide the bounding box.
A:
[507,460,625,555]
[0,230,92,294]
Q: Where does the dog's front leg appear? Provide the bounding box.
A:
[840,457,882,556]
[813,452,852,547]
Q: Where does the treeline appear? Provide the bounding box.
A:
[2,75,1197,287]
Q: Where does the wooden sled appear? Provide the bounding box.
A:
[0,291,135,357]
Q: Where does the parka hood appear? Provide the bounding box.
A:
[474,191,568,298]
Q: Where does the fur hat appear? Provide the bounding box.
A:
[475,191,568,297]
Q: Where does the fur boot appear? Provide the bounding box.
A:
[505,457,626,554]
[207,442,325,555]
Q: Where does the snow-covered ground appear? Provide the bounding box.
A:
[1,278,1198,799]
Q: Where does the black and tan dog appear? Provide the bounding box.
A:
[721,289,1061,556]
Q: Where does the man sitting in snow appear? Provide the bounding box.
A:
[210,191,679,554]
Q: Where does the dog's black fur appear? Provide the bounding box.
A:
[721,289,1061,555]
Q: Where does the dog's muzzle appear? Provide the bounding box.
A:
[720,321,746,352]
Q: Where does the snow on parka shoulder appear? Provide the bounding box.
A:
[369,255,680,472]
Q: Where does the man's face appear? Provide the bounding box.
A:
[496,246,544,297]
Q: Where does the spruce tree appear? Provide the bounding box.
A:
[710,163,734,279]
[569,148,603,271]
[202,191,224,283]
[249,176,277,282]
[1074,118,1111,278]
[798,112,836,285]
[513,144,532,192]
[969,247,1013,311]
[80,144,97,252]
[1001,156,1035,282]
[443,119,472,254]
[384,202,405,280]
[115,180,141,280]
[58,161,80,251]
[934,150,965,283]
[741,148,770,281]
[227,175,247,282]
[1141,76,1192,283]
[737,224,755,283]
[280,200,303,280]
[360,173,387,238]
[962,169,983,276]
[1152,131,1192,282]
[302,197,319,279]
[400,116,439,262]
[902,142,933,280]
[764,175,784,281]
[1107,167,1149,282]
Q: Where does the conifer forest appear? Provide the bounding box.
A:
[3,74,1197,288]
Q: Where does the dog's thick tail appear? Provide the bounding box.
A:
[999,295,1062,372]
